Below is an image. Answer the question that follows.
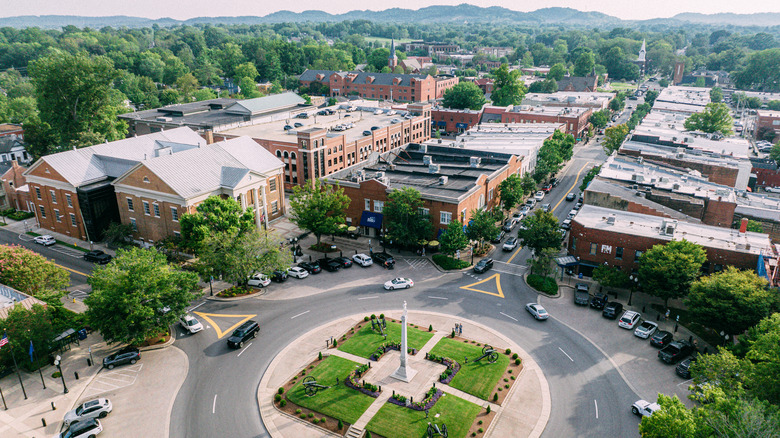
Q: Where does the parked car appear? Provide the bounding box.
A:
[574,201,583,211]
[589,292,608,309]
[286,266,310,279]
[372,252,395,269]
[566,192,576,202]
[512,211,525,221]
[370,126,380,131]
[63,398,112,428]
[491,230,506,243]
[574,283,590,305]
[283,125,293,131]
[473,258,493,273]
[560,219,572,230]
[295,112,309,119]
[502,220,515,232]
[618,310,641,329]
[602,301,624,319]
[386,110,397,116]
[567,209,578,219]
[33,235,56,246]
[352,253,373,267]
[83,250,112,264]
[675,353,698,378]
[247,273,271,288]
[550,177,559,187]
[541,184,553,193]
[632,400,660,417]
[525,198,536,208]
[525,303,549,320]
[634,321,658,339]
[541,203,551,213]
[179,314,203,334]
[502,237,518,251]
[318,258,342,272]
[294,122,304,128]
[363,130,372,136]
[227,320,260,349]
[534,191,545,201]
[317,110,329,115]
[103,346,140,369]
[384,277,413,290]
[333,257,353,268]
[298,261,322,274]
[270,270,288,282]
[373,109,383,115]
[55,418,103,438]
[659,340,695,364]
[650,330,674,348]
[519,205,530,215]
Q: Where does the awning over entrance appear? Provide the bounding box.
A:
[456,122,469,129]
[360,211,383,229]
[555,256,579,267]
[437,121,447,127]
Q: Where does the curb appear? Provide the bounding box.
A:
[139,326,176,352]
[205,288,268,302]
[523,272,562,299]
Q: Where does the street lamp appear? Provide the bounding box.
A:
[628,275,639,306]
[54,355,68,393]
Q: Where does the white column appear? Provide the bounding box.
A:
[391,301,417,382]
[253,186,261,229]
[260,183,269,228]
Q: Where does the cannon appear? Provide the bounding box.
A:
[466,345,499,364]
[302,376,332,397]
[370,316,387,335]
[427,422,448,438]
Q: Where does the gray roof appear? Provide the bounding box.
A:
[300,69,431,87]
[556,76,597,92]
[585,177,700,223]
[224,92,305,116]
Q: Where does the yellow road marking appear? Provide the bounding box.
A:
[552,162,591,214]
[460,273,504,298]
[56,263,91,278]
[506,245,524,264]
[194,312,257,339]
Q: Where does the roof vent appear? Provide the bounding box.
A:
[429,164,440,173]
[606,215,616,225]
[423,155,433,165]
[470,157,481,168]
[375,171,385,179]
[439,175,448,185]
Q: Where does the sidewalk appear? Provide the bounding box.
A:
[0,217,115,256]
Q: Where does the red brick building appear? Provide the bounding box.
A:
[501,106,592,138]
[755,110,780,144]
[299,70,458,102]
[0,160,32,212]
[431,108,483,134]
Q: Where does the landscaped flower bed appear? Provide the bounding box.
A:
[344,363,381,398]
[426,352,461,384]
[387,386,443,411]
[368,342,418,361]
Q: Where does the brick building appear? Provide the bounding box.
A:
[431,108,484,134]
[298,70,459,102]
[501,106,592,138]
[522,92,614,110]
[556,76,598,92]
[568,205,775,278]
[325,143,523,238]
[0,160,31,212]
[755,110,780,143]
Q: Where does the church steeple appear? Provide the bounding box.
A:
[388,38,398,70]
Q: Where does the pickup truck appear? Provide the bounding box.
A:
[83,250,112,264]
[632,400,660,417]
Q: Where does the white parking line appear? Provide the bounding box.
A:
[189,301,206,312]
[428,296,448,300]
[237,343,252,357]
[594,400,599,418]
[500,312,518,322]
[212,394,217,414]
[290,310,310,319]
[558,347,574,362]
[357,296,378,300]
[677,378,693,387]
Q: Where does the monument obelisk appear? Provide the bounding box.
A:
[391,301,417,382]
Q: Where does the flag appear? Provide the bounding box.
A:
[0,333,8,349]
[29,340,34,363]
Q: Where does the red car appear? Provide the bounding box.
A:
[542,184,553,193]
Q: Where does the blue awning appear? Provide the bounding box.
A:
[456,122,469,128]
[437,121,447,127]
[360,211,383,229]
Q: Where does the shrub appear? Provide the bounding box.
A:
[478,420,483,425]
[318,351,323,360]
[504,378,508,382]
[333,339,338,348]
[479,428,484,433]
[278,387,284,394]
[505,348,511,355]
[432,254,470,270]
[505,384,509,388]
[338,420,344,430]
[527,274,558,295]
[312,418,318,424]
[493,393,498,402]
[320,418,326,424]
[301,414,306,419]
[515,358,521,365]
[364,316,370,321]
[308,413,314,418]
[451,330,455,338]
[279,400,286,407]
[379,313,384,319]
[366,432,372,438]
[371,314,376,319]
[512,353,518,360]
[52,371,62,378]
[429,324,433,332]
[508,370,512,374]
[274,394,282,402]
[511,376,516,380]
[486,405,491,414]
[296,409,302,414]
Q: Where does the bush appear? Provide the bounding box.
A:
[52,371,62,378]
[279,399,286,407]
[429,324,433,332]
[318,351,322,360]
[479,428,484,433]
[308,413,314,418]
[274,394,282,402]
[451,330,456,338]
[478,420,483,425]
[432,254,471,270]
[515,358,521,365]
[486,405,491,414]
[505,348,511,355]
[278,387,284,394]
[364,316,370,321]
[493,393,498,402]
[300,414,306,419]
[512,353,518,360]
[527,274,558,295]
[338,420,344,430]
[332,339,338,348]
[296,409,302,414]
[312,418,318,424]
[379,313,384,319]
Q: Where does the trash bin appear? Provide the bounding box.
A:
[578,273,583,279]
[77,329,88,340]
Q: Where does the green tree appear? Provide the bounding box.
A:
[198,229,291,287]
[0,244,69,297]
[465,208,499,251]
[180,196,256,253]
[439,219,468,256]
[175,73,199,102]
[743,313,780,404]
[103,222,134,249]
[644,89,660,106]
[85,247,201,345]
[580,165,601,192]
[527,78,558,94]
[638,240,707,308]
[733,48,780,91]
[0,304,56,371]
[193,88,217,101]
[592,265,630,290]
[684,102,734,135]
[638,394,697,438]
[383,187,433,249]
[520,173,537,195]
[238,77,261,98]
[497,174,524,215]
[234,62,259,82]
[547,63,567,81]
[609,94,625,111]
[602,124,629,155]
[491,64,526,106]
[589,109,610,129]
[744,220,764,233]
[289,179,350,245]
[573,51,596,77]
[442,82,486,110]
[518,210,561,256]
[528,247,557,276]
[710,87,723,103]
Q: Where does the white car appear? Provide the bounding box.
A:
[373,109,383,115]
[247,273,271,288]
[765,187,780,193]
[618,310,641,329]
[179,315,203,334]
[386,110,397,116]
[534,191,545,201]
[634,321,658,339]
[502,237,518,251]
[55,418,103,438]
[384,278,413,290]
[632,399,661,417]
[287,266,310,279]
[567,209,578,219]
[33,235,56,246]
[352,253,373,267]
[62,398,112,428]
[525,303,549,320]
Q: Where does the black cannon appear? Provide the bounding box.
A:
[466,345,499,364]
[302,376,332,397]
[427,422,448,438]
[370,316,387,335]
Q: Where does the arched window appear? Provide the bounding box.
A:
[276,150,282,157]
[291,152,297,160]
[283,151,289,159]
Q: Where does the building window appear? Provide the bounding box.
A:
[634,250,643,261]
[153,204,160,217]
[269,178,277,192]
[70,213,76,227]
[419,207,430,216]
[127,198,134,211]
[171,207,179,222]
[571,237,576,251]
[374,201,384,213]
[615,247,623,260]
[130,218,137,231]
[488,188,494,200]
[365,199,371,210]
[54,209,61,222]
[50,190,57,204]
[440,211,452,225]
[479,194,485,209]
[589,243,597,255]
[35,187,41,200]
[39,205,46,218]
[143,201,150,215]
[66,194,72,207]
[272,200,279,214]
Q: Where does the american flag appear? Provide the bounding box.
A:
[0,333,8,348]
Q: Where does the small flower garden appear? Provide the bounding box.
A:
[388,386,443,411]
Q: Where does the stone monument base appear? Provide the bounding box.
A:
[390,366,418,383]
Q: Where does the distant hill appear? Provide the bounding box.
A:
[0,6,777,29]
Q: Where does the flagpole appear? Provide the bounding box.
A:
[10,348,27,400]
[31,341,45,389]
[0,384,6,410]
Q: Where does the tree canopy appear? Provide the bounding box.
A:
[601,124,629,155]
[288,179,350,245]
[684,102,734,135]
[439,219,469,256]
[491,64,526,106]
[638,240,707,308]
[179,196,256,253]
[383,187,433,249]
[442,81,486,110]
[518,209,562,256]
[465,208,500,250]
[0,244,69,298]
[198,229,291,286]
[497,174,524,214]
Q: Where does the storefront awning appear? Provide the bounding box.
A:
[437,121,447,127]
[360,211,383,229]
[555,256,579,267]
[456,122,469,128]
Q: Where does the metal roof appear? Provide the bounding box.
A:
[224,92,305,116]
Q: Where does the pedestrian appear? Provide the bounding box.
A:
[665,309,670,321]
[422,248,426,257]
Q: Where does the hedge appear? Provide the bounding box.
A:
[432,254,470,270]
[527,274,558,295]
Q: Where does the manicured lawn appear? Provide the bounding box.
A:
[609,82,638,91]
[429,337,510,401]
[338,321,434,359]
[366,393,480,438]
[285,355,375,424]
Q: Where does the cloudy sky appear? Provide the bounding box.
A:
[4,0,779,20]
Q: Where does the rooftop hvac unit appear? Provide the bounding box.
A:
[156,116,173,122]
[470,157,481,168]
[375,171,385,179]
[606,215,616,225]
[439,175,448,185]
[423,155,432,165]
[673,183,681,190]
[428,164,440,173]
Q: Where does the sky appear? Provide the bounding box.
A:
[4,0,780,21]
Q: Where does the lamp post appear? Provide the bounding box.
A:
[53,355,68,393]
[628,275,638,306]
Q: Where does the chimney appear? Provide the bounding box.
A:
[739,218,748,233]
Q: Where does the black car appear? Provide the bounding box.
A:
[372,252,395,269]
[491,230,506,243]
[271,270,288,282]
[283,125,293,130]
[590,292,609,309]
[574,283,590,305]
[298,261,322,274]
[602,301,624,319]
[83,250,112,264]
[296,112,309,119]
[227,320,260,349]
[333,257,353,268]
[294,122,304,128]
[676,353,698,378]
[60,418,102,438]
[103,346,140,369]
[550,177,559,187]
[659,340,695,364]
[650,330,674,348]
[363,130,372,136]
[318,258,342,272]
[474,258,493,274]
[317,110,328,115]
